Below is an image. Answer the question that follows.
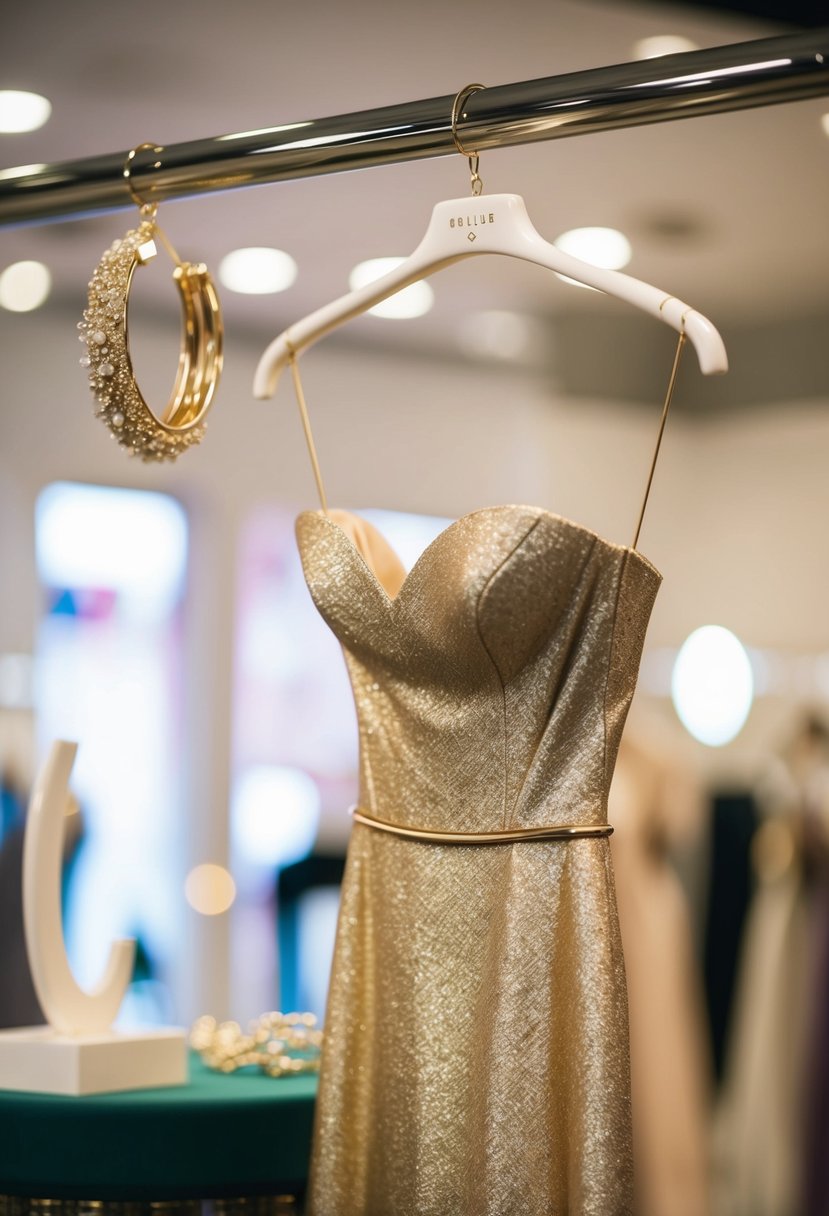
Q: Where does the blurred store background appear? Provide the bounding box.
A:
[1,1,828,1213]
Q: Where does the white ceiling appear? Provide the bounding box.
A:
[1,0,827,377]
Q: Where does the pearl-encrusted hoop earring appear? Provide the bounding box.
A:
[78,143,223,462]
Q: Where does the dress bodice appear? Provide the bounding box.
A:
[296,504,661,833]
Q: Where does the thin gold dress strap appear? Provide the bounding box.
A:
[352,808,613,844]
[286,340,329,515]
[631,316,688,550]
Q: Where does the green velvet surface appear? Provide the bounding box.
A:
[0,1053,317,1200]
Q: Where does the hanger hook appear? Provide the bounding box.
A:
[451,84,486,197]
[123,142,164,218]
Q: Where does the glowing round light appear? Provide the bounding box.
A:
[232,764,321,867]
[821,113,829,139]
[0,260,51,312]
[634,35,699,60]
[185,863,236,915]
[0,90,52,133]
[554,227,632,270]
[348,258,434,319]
[218,247,297,294]
[671,625,754,747]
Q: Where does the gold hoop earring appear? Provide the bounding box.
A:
[79,142,223,462]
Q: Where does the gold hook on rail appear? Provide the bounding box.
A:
[451,83,487,197]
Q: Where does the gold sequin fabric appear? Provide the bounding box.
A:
[296,504,661,1216]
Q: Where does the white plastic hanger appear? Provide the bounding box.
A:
[254,89,727,399]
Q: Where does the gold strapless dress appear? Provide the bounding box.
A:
[296,503,661,1216]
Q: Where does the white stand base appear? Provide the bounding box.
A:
[0,1025,188,1096]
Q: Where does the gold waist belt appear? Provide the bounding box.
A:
[351,808,613,845]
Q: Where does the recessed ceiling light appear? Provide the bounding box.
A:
[0,90,52,133]
[0,260,51,311]
[821,113,829,138]
[634,35,699,60]
[348,258,434,319]
[553,228,632,290]
[555,227,632,270]
[218,247,297,294]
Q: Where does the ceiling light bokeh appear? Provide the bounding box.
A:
[0,90,52,133]
[554,227,632,270]
[0,260,51,312]
[348,258,434,319]
[218,247,298,294]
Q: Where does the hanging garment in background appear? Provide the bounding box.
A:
[0,819,43,1029]
[610,728,712,1216]
[702,792,758,1084]
[800,796,829,1216]
[712,719,829,1216]
[297,504,660,1215]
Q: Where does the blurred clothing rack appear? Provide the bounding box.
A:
[0,28,828,227]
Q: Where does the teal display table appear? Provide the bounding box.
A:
[0,1053,316,1210]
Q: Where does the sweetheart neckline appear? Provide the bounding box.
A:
[297,504,662,607]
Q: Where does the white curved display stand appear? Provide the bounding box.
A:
[0,740,187,1095]
[24,740,135,1033]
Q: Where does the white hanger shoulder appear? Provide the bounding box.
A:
[254,192,727,399]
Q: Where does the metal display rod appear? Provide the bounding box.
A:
[1,28,827,227]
